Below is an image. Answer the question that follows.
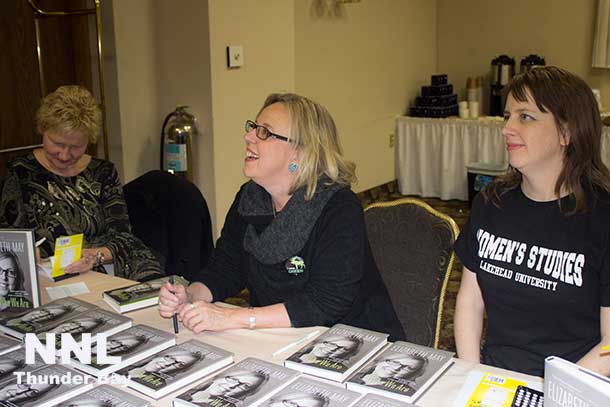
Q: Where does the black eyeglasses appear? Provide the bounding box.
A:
[245,120,291,142]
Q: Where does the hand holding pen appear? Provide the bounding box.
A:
[159,277,188,331]
[169,276,179,334]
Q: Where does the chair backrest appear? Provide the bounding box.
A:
[123,170,214,282]
[364,198,459,348]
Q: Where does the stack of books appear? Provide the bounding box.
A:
[71,324,176,377]
[0,297,98,339]
[345,341,454,404]
[282,324,455,405]
[544,356,610,407]
[257,376,362,407]
[0,364,93,407]
[57,384,151,407]
[173,357,301,407]
[283,324,389,382]
[0,349,45,386]
[0,335,21,356]
[39,307,133,351]
[103,275,188,313]
[115,339,234,399]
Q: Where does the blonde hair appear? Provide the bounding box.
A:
[36,85,101,143]
[259,93,357,200]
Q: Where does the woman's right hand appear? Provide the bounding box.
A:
[158,282,188,318]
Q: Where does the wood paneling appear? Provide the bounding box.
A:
[0,0,95,178]
[0,0,41,151]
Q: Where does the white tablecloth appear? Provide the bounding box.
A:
[396,116,610,201]
[37,272,541,407]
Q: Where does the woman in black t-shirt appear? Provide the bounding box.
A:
[454,66,610,376]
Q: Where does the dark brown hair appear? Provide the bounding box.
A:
[484,66,610,213]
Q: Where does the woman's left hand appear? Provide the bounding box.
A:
[64,248,99,274]
[178,301,236,333]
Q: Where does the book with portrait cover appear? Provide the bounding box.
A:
[351,393,417,407]
[71,324,176,377]
[0,297,97,339]
[103,275,188,313]
[39,307,133,351]
[173,357,301,407]
[0,349,45,386]
[0,335,20,356]
[115,339,234,399]
[283,324,389,382]
[544,356,610,407]
[346,341,454,403]
[0,229,40,315]
[256,376,362,407]
[56,384,151,407]
[0,364,93,407]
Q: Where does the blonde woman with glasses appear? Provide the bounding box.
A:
[159,93,404,340]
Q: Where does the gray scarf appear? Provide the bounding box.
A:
[238,179,343,264]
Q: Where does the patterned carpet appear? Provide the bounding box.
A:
[357,180,469,352]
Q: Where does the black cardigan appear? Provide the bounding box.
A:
[194,185,405,341]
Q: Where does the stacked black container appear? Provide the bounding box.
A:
[409,74,459,118]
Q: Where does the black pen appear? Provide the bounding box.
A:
[169,276,179,334]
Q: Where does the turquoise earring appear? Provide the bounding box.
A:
[288,162,298,173]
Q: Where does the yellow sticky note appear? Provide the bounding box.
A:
[52,234,84,280]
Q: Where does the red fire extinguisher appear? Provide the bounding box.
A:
[160,106,198,181]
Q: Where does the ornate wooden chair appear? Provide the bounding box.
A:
[364,198,459,348]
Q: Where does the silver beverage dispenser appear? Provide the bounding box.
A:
[520,54,546,73]
[490,55,515,116]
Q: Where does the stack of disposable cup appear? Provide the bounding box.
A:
[459,101,469,119]
[469,101,479,118]
[476,76,484,115]
[467,78,477,102]
[466,77,479,118]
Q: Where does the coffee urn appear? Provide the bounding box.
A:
[520,54,546,73]
[490,55,515,116]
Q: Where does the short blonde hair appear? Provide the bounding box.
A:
[259,93,357,200]
[36,85,101,143]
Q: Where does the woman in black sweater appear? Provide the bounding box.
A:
[158,93,404,341]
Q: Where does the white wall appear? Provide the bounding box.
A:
[295,0,437,192]
[110,0,160,183]
[207,0,296,234]
[437,0,610,111]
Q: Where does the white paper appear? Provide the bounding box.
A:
[37,258,55,281]
[452,370,542,407]
[45,282,90,300]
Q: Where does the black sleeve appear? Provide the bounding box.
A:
[284,192,365,327]
[192,189,247,300]
[454,192,485,273]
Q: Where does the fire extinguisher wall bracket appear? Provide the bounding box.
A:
[161,106,199,181]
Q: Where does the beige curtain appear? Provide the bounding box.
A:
[593,0,610,68]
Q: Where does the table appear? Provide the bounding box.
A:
[396,116,610,201]
[39,272,540,406]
